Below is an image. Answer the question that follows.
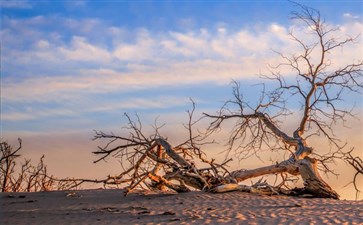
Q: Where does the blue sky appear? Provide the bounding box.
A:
[1,0,362,197]
[2,0,362,133]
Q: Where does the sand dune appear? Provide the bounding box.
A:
[1,189,362,224]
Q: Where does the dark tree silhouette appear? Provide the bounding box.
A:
[0,139,22,192]
[0,139,85,192]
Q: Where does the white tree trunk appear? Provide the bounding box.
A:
[298,157,339,199]
[226,156,339,199]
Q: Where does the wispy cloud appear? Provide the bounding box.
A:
[343,12,360,20]
[59,36,112,62]
[0,0,32,9]
[2,14,362,124]
[2,95,191,122]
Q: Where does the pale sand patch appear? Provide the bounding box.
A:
[1,189,362,225]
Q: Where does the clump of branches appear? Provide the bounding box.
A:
[92,103,235,195]
[91,4,362,199]
[344,149,363,199]
[0,139,84,192]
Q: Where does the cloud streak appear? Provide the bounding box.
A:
[0,0,32,9]
[2,95,191,122]
[2,14,362,125]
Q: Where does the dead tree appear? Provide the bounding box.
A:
[93,107,236,195]
[205,4,362,198]
[0,138,138,192]
[93,4,362,198]
[0,139,84,192]
[0,139,22,192]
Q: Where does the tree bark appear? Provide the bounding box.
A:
[230,161,299,182]
[226,156,339,199]
[298,157,339,199]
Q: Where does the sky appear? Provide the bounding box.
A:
[1,0,363,199]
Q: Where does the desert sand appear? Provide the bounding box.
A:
[1,189,362,225]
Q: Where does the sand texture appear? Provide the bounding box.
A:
[1,189,362,225]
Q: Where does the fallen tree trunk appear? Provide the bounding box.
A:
[230,161,299,182]
[93,125,340,198]
[214,158,337,199]
[225,156,339,199]
[142,138,340,198]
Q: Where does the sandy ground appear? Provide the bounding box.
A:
[1,189,362,225]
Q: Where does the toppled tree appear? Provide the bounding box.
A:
[93,4,362,198]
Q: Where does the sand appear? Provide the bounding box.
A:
[1,189,362,225]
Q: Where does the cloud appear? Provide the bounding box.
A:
[1,108,79,122]
[64,0,87,10]
[0,0,32,8]
[59,36,112,62]
[63,18,101,34]
[2,15,362,125]
[1,112,36,121]
[36,40,51,49]
[1,95,191,122]
[113,30,156,61]
[343,13,360,20]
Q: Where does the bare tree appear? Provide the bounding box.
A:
[92,4,362,198]
[204,4,362,198]
[0,139,85,192]
[93,107,236,195]
[0,138,22,192]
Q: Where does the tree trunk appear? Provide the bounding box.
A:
[230,161,299,182]
[225,156,339,199]
[298,157,339,199]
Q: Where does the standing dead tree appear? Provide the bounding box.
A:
[92,4,362,198]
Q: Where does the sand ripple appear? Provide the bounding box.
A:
[1,189,362,224]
